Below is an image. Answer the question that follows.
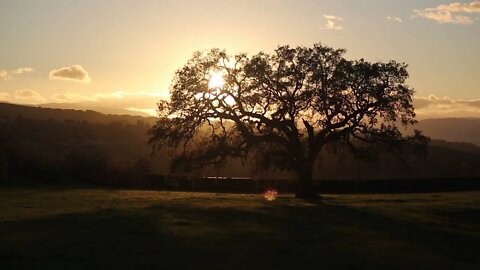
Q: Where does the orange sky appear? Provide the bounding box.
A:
[0,0,479,118]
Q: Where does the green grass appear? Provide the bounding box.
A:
[1,188,479,269]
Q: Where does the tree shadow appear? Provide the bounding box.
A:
[0,200,479,270]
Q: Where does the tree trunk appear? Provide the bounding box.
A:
[294,159,320,199]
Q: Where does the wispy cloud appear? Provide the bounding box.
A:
[11,67,35,75]
[0,67,35,80]
[14,89,47,104]
[413,1,480,24]
[50,92,96,103]
[2,89,165,115]
[0,70,8,81]
[414,95,480,118]
[50,91,168,115]
[386,16,402,23]
[125,107,158,116]
[320,15,343,30]
[0,92,10,102]
[49,65,91,83]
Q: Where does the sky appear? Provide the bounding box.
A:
[0,0,479,118]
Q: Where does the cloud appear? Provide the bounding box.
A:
[50,92,96,103]
[413,1,480,24]
[2,89,167,116]
[0,67,35,80]
[87,91,166,108]
[49,65,91,83]
[14,89,47,104]
[0,70,8,81]
[125,107,158,116]
[50,91,165,106]
[386,16,403,23]
[321,15,343,30]
[414,95,480,118]
[49,91,168,115]
[0,92,10,102]
[11,67,35,75]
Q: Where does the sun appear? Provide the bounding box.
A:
[208,71,225,89]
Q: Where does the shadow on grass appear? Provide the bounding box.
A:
[1,200,479,270]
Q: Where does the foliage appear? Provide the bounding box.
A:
[149,43,427,195]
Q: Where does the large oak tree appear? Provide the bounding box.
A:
[149,43,426,198]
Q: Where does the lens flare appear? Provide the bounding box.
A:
[263,188,278,201]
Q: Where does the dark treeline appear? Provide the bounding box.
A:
[1,103,480,192]
[0,102,157,125]
[0,107,165,186]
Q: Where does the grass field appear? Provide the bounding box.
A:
[1,188,479,269]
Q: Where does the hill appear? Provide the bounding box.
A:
[416,118,480,146]
[3,102,480,146]
[0,102,157,125]
[1,103,480,186]
[39,102,153,117]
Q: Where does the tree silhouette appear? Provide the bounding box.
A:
[149,43,426,198]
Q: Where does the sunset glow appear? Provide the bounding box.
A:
[208,71,225,89]
[0,1,479,118]
[1,2,480,268]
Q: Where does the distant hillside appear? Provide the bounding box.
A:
[1,103,480,184]
[417,118,480,146]
[3,102,480,147]
[0,102,157,126]
[429,139,480,153]
[39,103,152,117]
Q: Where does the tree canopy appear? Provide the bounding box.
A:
[149,43,427,197]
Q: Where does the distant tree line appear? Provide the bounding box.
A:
[0,115,160,186]
[1,104,480,191]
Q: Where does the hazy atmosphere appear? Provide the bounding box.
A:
[1,1,480,269]
[1,0,479,117]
